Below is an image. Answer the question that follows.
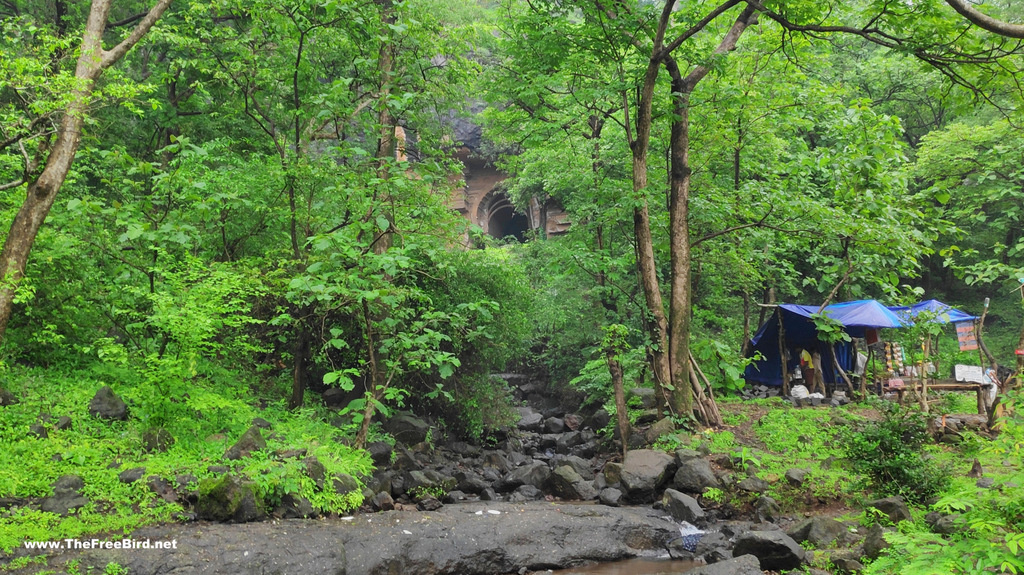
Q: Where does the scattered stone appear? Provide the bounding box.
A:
[333,473,360,497]
[417,496,443,511]
[147,476,178,503]
[674,448,702,464]
[372,491,395,511]
[868,496,911,523]
[321,388,347,408]
[682,554,762,575]
[755,495,781,523]
[207,465,230,474]
[599,488,622,507]
[303,456,326,489]
[251,417,272,429]
[861,524,890,560]
[644,417,675,443]
[480,487,499,501]
[516,407,544,431]
[274,448,307,459]
[976,477,994,489]
[88,386,127,420]
[695,531,732,564]
[273,493,315,519]
[482,451,510,474]
[224,425,267,460]
[509,485,543,503]
[588,408,611,430]
[563,413,583,431]
[544,417,565,434]
[40,475,89,516]
[142,427,174,453]
[602,462,622,486]
[673,458,720,493]
[384,412,431,445]
[497,461,551,492]
[732,530,806,571]
[833,557,865,572]
[661,489,705,524]
[28,423,47,439]
[785,468,809,486]
[0,388,18,406]
[736,476,769,494]
[787,517,847,548]
[549,466,597,501]
[197,475,265,523]
[118,467,146,484]
[620,449,675,502]
[552,454,595,480]
[55,416,72,431]
[630,387,657,408]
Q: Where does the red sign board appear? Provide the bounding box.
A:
[955,321,979,351]
[1016,349,1024,356]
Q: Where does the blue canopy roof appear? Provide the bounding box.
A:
[743,299,971,387]
[887,299,977,324]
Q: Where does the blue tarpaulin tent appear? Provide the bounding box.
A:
[743,300,907,387]
[743,299,976,387]
[887,299,978,324]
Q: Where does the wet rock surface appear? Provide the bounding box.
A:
[35,503,681,575]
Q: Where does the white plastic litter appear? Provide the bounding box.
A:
[403,530,412,535]
[790,385,809,399]
[487,510,501,515]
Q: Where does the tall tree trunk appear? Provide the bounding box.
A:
[631,55,674,414]
[0,0,173,340]
[661,5,757,419]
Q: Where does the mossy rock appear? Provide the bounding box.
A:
[224,425,267,460]
[142,427,175,453]
[197,474,266,523]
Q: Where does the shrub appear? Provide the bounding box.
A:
[843,402,950,503]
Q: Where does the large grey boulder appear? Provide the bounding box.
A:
[787,517,848,548]
[88,386,127,420]
[733,530,806,571]
[496,461,551,492]
[682,554,762,575]
[551,454,594,480]
[661,489,705,524]
[620,449,675,502]
[673,458,720,493]
[868,496,912,523]
[549,466,598,501]
[384,412,431,445]
[516,407,544,431]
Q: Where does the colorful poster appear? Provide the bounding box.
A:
[955,321,979,351]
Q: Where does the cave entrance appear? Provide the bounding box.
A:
[485,193,529,242]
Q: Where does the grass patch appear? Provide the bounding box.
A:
[0,364,371,553]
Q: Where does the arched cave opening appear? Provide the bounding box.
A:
[485,194,530,242]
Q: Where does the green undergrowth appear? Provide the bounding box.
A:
[0,364,372,554]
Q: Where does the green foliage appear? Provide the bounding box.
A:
[843,402,951,504]
[863,391,1024,575]
[0,365,371,553]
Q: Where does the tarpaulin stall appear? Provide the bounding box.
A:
[743,300,907,388]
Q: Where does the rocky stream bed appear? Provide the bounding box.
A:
[4,375,918,575]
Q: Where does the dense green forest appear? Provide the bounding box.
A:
[1,0,1023,573]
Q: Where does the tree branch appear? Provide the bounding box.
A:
[944,0,1024,39]
[100,0,174,70]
